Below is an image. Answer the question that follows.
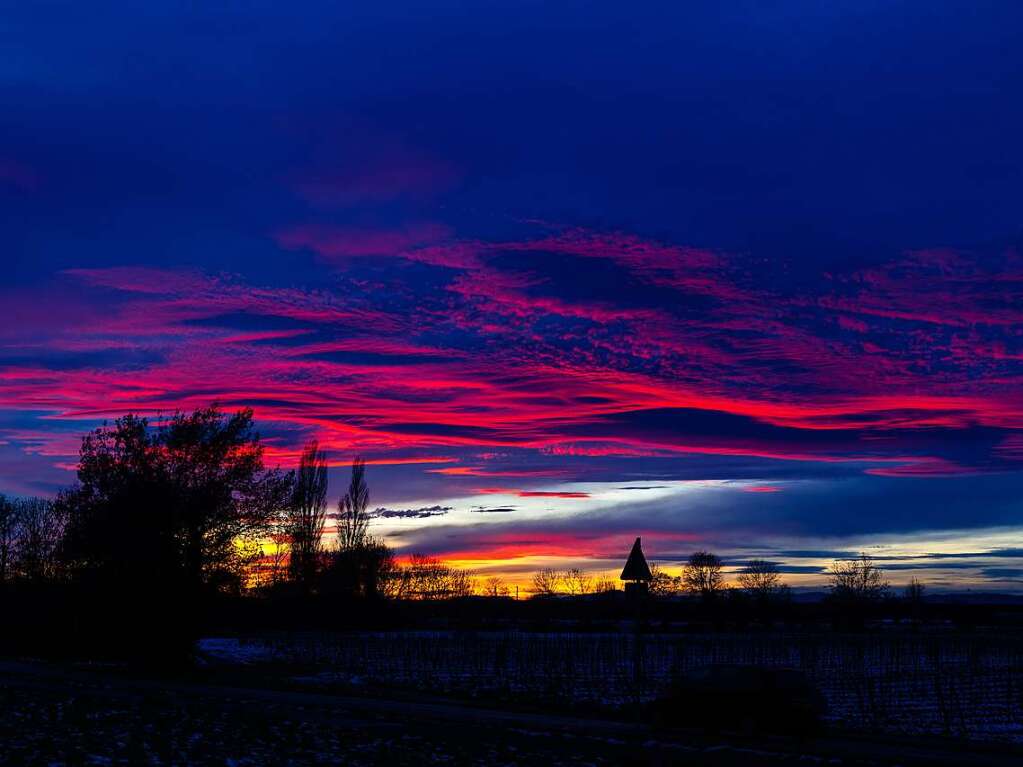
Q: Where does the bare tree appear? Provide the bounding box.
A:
[483,576,509,597]
[0,494,16,584]
[828,553,889,603]
[336,456,369,552]
[649,563,682,596]
[384,556,415,600]
[563,567,593,595]
[14,497,65,582]
[531,567,562,596]
[405,554,440,598]
[386,554,473,599]
[681,551,724,599]
[287,440,328,590]
[593,574,618,593]
[737,559,783,600]
[446,567,475,598]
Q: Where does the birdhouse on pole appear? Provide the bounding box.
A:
[620,537,653,595]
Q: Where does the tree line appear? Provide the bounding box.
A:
[0,406,928,618]
[0,407,486,604]
[528,550,924,609]
[256,442,479,599]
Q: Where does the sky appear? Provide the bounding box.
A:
[3,2,1023,590]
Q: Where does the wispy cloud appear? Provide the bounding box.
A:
[369,505,452,519]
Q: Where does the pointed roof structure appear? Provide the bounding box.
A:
[620,537,653,582]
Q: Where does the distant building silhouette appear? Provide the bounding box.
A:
[620,537,652,595]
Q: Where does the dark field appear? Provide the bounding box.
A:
[0,682,629,766]
[2,658,1021,767]
[202,629,1023,743]
[2,659,641,766]
[3,624,1023,765]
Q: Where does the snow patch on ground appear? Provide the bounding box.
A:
[197,637,274,664]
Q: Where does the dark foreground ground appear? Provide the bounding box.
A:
[2,660,1022,766]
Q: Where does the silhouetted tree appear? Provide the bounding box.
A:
[336,457,370,552]
[483,576,509,597]
[649,563,682,597]
[563,567,593,595]
[530,567,561,596]
[60,407,293,601]
[446,566,475,598]
[384,555,421,599]
[904,577,925,603]
[681,551,724,600]
[0,494,15,584]
[58,415,170,592]
[828,553,889,604]
[593,574,619,593]
[14,497,65,583]
[737,559,783,601]
[262,518,290,589]
[325,539,395,598]
[385,554,472,599]
[321,457,398,598]
[168,408,293,593]
[286,440,328,591]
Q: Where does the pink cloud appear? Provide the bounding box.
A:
[401,529,698,561]
[864,458,977,477]
[4,228,1023,487]
[428,466,566,477]
[63,267,216,295]
[276,222,453,259]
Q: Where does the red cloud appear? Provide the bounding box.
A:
[428,466,566,477]
[417,530,696,561]
[475,488,590,498]
[516,491,590,498]
[864,458,977,477]
[3,227,1023,489]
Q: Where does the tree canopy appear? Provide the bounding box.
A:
[60,407,292,597]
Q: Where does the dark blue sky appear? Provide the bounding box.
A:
[2,2,1023,586]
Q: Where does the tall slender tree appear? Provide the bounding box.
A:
[323,456,397,597]
[336,456,369,552]
[287,440,328,590]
